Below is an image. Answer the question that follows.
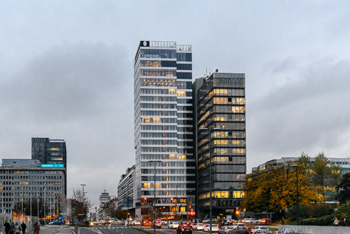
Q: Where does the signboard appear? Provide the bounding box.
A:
[41,164,64,168]
[49,139,65,142]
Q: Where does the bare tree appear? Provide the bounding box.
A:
[71,188,92,218]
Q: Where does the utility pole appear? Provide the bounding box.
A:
[81,184,86,220]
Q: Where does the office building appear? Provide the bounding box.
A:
[193,72,246,218]
[117,165,135,216]
[0,159,66,215]
[134,41,195,219]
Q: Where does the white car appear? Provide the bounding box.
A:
[168,221,180,229]
[232,223,246,230]
[251,226,270,233]
[203,224,219,232]
[195,223,205,230]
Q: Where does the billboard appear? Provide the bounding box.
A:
[41,164,64,168]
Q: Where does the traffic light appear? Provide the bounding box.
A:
[235,208,240,216]
[189,209,195,216]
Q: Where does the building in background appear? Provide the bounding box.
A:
[117,165,135,217]
[134,41,195,219]
[193,72,246,218]
[0,159,66,217]
[31,137,67,194]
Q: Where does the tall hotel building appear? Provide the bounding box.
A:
[134,41,195,218]
[193,72,246,218]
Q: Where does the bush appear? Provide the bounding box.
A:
[300,215,333,226]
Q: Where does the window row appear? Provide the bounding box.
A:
[176,72,192,79]
[141,154,188,160]
[177,106,193,111]
[141,176,195,182]
[199,191,245,200]
[141,133,177,138]
[177,127,193,133]
[141,161,194,167]
[199,182,243,191]
[140,88,177,95]
[140,60,176,67]
[141,125,177,131]
[177,120,193,125]
[176,53,192,61]
[141,183,188,189]
[140,111,177,116]
[198,113,245,125]
[177,141,193,147]
[177,113,193,118]
[140,69,176,77]
[177,134,193,140]
[177,81,192,89]
[141,78,176,87]
[141,190,188,196]
[140,49,176,59]
[140,96,177,102]
[141,169,195,175]
[177,64,192,70]
[141,103,176,109]
[198,155,246,164]
[141,140,177,145]
[177,99,192,104]
[177,91,192,97]
[141,147,177,152]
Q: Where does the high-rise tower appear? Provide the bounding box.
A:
[193,72,246,218]
[134,41,195,219]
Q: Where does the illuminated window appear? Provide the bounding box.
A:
[177,91,185,97]
[180,207,186,212]
[233,191,245,198]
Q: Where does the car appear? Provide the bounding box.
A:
[152,220,162,229]
[134,220,141,225]
[53,220,64,225]
[177,224,192,234]
[195,223,205,230]
[232,223,246,230]
[142,220,152,226]
[228,226,250,234]
[251,226,269,233]
[203,224,219,232]
[258,218,271,224]
[218,226,234,234]
[277,229,295,234]
[168,221,179,229]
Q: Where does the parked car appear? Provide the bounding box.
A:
[251,226,269,233]
[203,224,219,232]
[152,219,162,229]
[53,220,64,225]
[232,223,246,230]
[228,226,250,234]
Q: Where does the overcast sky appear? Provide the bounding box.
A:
[1,1,350,210]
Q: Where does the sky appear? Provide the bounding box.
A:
[1,0,350,210]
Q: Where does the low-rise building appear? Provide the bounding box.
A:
[117,165,135,217]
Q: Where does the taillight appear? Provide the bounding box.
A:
[182,229,184,231]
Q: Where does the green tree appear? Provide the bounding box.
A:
[336,173,350,204]
[312,152,331,203]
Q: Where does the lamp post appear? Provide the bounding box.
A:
[148,160,161,234]
[200,127,220,234]
[81,184,86,220]
[291,164,299,225]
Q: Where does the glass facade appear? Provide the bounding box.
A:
[194,73,246,217]
[134,41,195,218]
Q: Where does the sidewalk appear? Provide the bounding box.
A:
[38,225,74,234]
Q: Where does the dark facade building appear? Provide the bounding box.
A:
[31,137,67,195]
[193,72,246,218]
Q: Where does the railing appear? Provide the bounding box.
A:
[149,41,176,48]
[177,44,192,51]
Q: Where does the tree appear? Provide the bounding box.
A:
[242,161,320,213]
[115,209,126,219]
[312,152,332,203]
[336,173,350,204]
[71,188,92,218]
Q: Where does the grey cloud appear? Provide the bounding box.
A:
[247,59,350,169]
[0,42,128,123]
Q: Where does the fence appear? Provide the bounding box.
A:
[279,224,350,234]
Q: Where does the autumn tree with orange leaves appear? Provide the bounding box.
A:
[241,160,320,213]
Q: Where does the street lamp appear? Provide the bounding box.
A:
[200,127,220,234]
[291,164,299,225]
[148,160,161,234]
[81,184,86,220]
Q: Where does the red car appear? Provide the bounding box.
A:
[259,218,271,224]
[142,220,152,226]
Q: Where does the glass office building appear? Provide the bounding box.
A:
[193,72,246,218]
[134,41,195,218]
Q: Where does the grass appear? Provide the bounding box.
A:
[131,227,154,234]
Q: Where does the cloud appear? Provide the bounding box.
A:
[0,42,135,206]
[247,59,350,169]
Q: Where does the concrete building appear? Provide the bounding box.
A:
[134,41,195,219]
[193,72,246,218]
[0,159,66,216]
[117,165,135,217]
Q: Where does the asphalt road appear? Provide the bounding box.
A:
[80,225,205,234]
